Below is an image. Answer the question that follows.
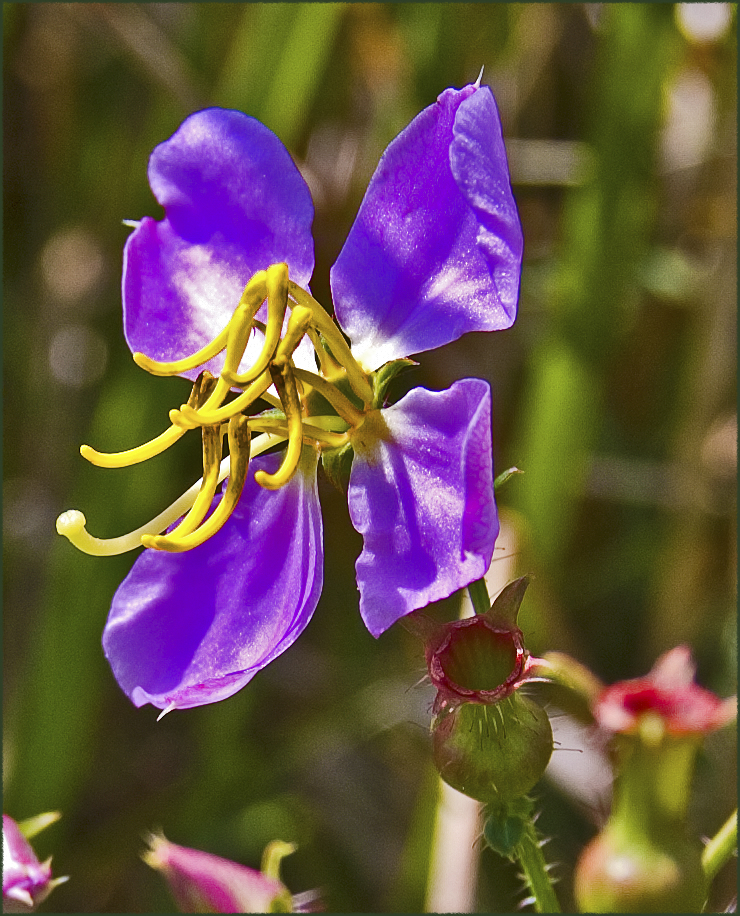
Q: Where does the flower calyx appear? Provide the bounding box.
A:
[407,576,554,804]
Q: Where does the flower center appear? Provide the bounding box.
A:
[57,263,376,556]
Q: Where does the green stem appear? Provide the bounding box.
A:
[702,808,737,882]
[515,822,561,913]
[467,577,491,616]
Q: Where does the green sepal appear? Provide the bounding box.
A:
[483,795,535,859]
[321,440,355,492]
[488,575,531,626]
[371,358,417,408]
[17,810,62,840]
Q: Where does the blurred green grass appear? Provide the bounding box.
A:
[3,4,736,912]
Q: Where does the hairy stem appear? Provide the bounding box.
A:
[516,822,561,913]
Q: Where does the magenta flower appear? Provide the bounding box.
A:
[574,648,736,912]
[595,645,737,737]
[3,815,67,912]
[58,81,523,712]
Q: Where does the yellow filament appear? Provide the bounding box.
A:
[141,415,251,552]
[56,431,285,556]
[288,282,373,405]
[254,359,303,490]
[159,424,223,539]
[248,415,348,448]
[79,371,218,468]
[172,369,273,428]
[132,324,230,377]
[301,424,349,448]
[292,367,365,427]
[221,263,288,386]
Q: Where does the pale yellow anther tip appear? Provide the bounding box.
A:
[56,509,87,539]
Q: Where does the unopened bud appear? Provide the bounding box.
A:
[3,814,67,912]
[143,833,296,913]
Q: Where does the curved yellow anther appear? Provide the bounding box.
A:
[221,263,288,387]
[79,371,218,468]
[80,425,185,469]
[254,359,303,490]
[171,271,269,423]
[160,424,224,539]
[132,324,230,377]
[171,369,274,429]
[142,415,251,552]
[288,282,373,405]
[222,271,269,375]
[56,431,286,556]
[275,304,313,361]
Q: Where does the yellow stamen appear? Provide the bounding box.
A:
[56,431,286,556]
[142,414,251,552]
[292,367,365,427]
[159,424,224,539]
[221,263,288,386]
[288,282,373,405]
[254,359,303,490]
[79,371,218,468]
[190,271,269,418]
[133,324,230,377]
[171,369,273,428]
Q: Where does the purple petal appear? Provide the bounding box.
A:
[123,108,315,380]
[347,379,498,636]
[102,450,323,710]
[331,84,523,371]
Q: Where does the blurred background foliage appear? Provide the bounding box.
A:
[3,3,736,912]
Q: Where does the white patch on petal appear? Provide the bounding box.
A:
[172,245,245,345]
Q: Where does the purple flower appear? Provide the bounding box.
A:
[59,81,523,711]
[3,815,67,912]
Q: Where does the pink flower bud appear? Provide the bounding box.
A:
[3,815,67,912]
[143,833,298,913]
